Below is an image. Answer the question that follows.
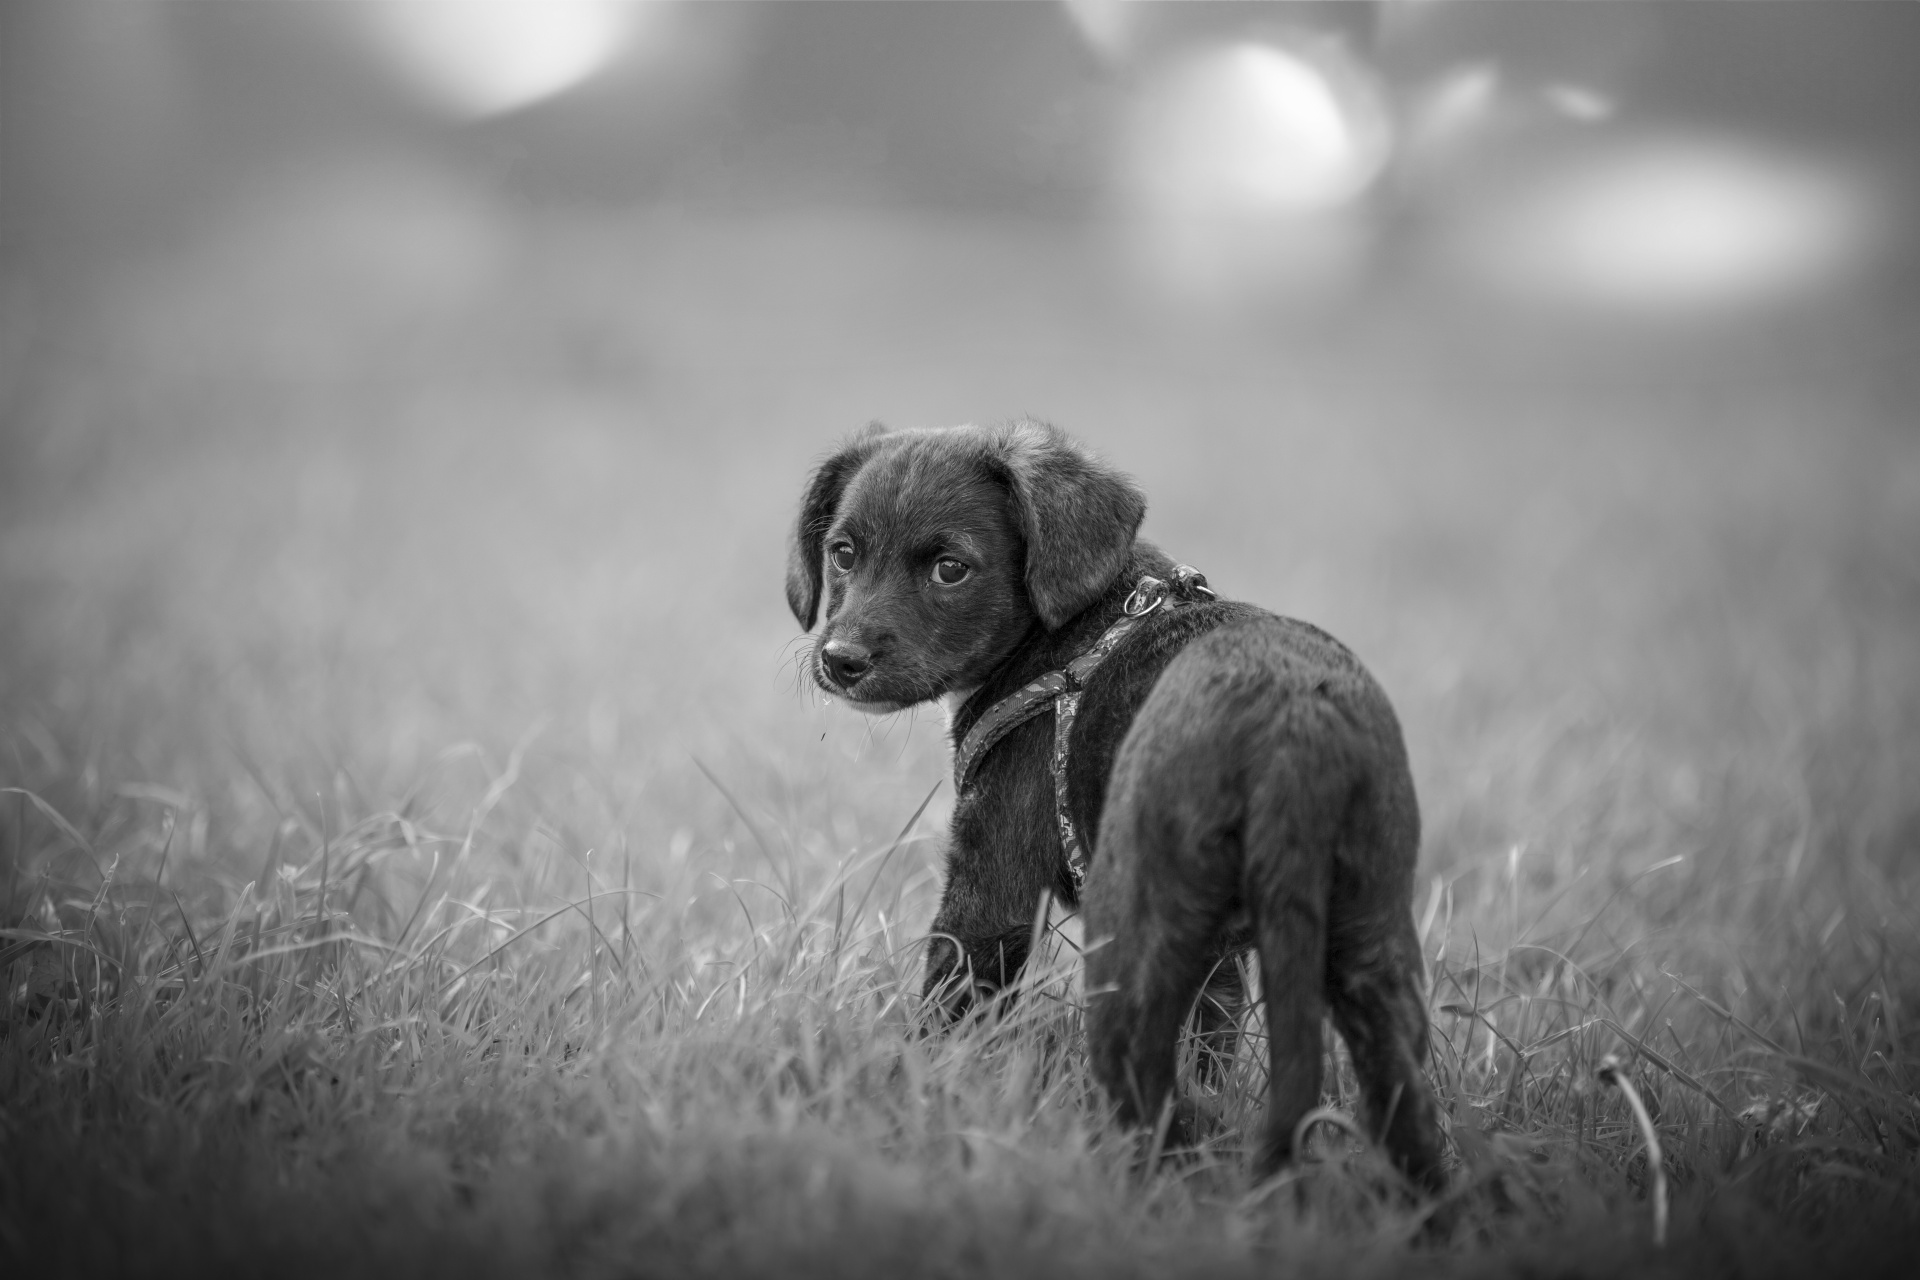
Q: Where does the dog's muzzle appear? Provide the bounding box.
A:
[819,638,874,691]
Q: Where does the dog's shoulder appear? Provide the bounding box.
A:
[1183,608,1371,677]
[952,543,1371,729]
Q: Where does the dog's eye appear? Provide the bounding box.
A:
[828,543,856,572]
[932,558,969,585]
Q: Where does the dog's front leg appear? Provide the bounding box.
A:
[921,850,1050,1024]
[921,920,1034,1025]
[922,760,1066,1025]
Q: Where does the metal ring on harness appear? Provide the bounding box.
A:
[1122,576,1169,618]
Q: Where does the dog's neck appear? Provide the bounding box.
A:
[946,540,1180,746]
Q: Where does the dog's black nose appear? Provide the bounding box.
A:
[821,640,874,688]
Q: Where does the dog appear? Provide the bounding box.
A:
[786,419,1445,1190]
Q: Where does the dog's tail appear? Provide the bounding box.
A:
[1238,697,1354,1175]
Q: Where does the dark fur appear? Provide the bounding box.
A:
[787,420,1445,1190]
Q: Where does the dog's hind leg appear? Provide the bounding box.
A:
[1082,854,1228,1130]
[1325,770,1447,1192]
[1326,911,1446,1192]
[1082,744,1241,1132]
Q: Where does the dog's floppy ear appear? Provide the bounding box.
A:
[993,421,1146,629]
[786,423,888,630]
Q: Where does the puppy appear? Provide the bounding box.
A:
[787,420,1444,1189]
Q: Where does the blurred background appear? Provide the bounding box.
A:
[1,2,1917,898]
[9,2,1918,305]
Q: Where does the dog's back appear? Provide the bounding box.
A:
[1081,611,1445,1189]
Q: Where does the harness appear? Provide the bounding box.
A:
[951,564,1216,891]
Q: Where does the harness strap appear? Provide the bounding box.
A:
[952,564,1215,890]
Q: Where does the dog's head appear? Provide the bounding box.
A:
[787,421,1146,713]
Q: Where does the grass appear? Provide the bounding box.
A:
[3,189,1919,1276]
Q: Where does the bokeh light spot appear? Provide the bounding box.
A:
[1464,137,1885,311]
[1126,41,1391,217]
[361,0,640,119]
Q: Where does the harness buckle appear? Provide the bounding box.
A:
[1171,564,1216,601]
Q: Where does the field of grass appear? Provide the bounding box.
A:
[4,183,1919,1276]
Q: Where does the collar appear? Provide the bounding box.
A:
[951,565,1215,889]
